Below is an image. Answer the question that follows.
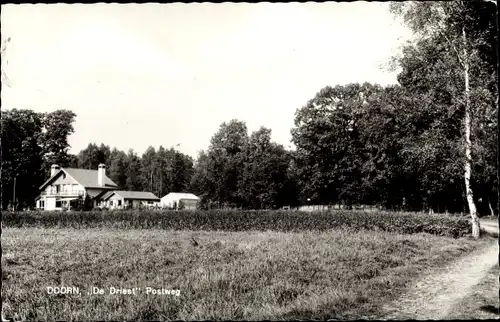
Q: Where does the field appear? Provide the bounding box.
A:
[2,209,472,237]
[1,221,494,320]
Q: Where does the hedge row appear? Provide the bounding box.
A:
[2,210,471,237]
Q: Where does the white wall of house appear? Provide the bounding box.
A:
[107,194,125,209]
[44,174,85,196]
[181,199,197,210]
[45,197,56,210]
[39,196,83,211]
[36,199,45,209]
[100,196,158,209]
[38,174,86,210]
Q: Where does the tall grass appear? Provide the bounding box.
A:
[2,210,471,237]
[1,228,491,320]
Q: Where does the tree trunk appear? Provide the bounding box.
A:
[488,199,495,217]
[462,27,480,239]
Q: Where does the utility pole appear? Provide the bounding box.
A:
[13,176,16,211]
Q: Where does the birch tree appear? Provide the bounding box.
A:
[391,0,498,238]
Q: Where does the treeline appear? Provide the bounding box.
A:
[74,143,194,198]
[1,110,297,210]
[0,110,195,208]
[1,1,497,215]
[67,121,299,210]
[291,83,496,214]
[1,109,77,210]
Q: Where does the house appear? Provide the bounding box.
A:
[36,164,118,211]
[99,190,160,209]
[161,192,200,210]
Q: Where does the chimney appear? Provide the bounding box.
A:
[98,164,106,186]
[50,164,60,177]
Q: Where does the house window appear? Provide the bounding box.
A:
[118,200,122,206]
[148,201,154,204]
[40,200,44,208]
[55,200,62,208]
[55,185,60,193]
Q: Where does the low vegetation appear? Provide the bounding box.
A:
[1,227,493,320]
[3,210,471,237]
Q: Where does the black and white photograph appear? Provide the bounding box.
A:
[1,1,498,320]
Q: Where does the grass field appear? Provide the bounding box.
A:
[1,227,493,320]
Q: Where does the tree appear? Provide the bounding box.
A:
[190,120,250,208]
[239,127,293,209]
[390,0,498,238]
[207,119,249,207]
[140,146,157,192]
[40,110,77,171]
[291,83,385,207]
[155,146,170,197]
[355,85,408,209]
[190,150,215,209]
[1,109,44,209]
[125,149,142,191]
[67,154,79,168]
[1,108,78,209]
[108,148,128,189]
[170,150,194,193]
[77,143,110,170]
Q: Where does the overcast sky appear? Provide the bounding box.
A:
[1,3,412,158]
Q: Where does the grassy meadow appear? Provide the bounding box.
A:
[1,222,494,320]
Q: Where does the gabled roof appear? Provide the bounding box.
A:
[162,192,200,200]
[39,168,118,190]
[87,188,113,199]
[102,190,160,201]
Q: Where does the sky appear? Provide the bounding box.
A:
[1,3,413,159]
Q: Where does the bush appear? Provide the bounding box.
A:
[2,210,472,238]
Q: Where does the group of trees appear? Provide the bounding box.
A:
[1,1,497,237]
[392,0,497,237]
[1,110,297,211]
[76,143,193,198]
[1,109,195,209]
[1,109,77,209]
[190,121,299,209]
[291,0,497,236]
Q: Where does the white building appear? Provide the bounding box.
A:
[161,192,200,210]
[36,164,118,211]
[99,190,160,209]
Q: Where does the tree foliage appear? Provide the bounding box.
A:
[1,109,76,209]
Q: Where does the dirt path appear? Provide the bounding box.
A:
[382,221,499,320]
[481,221,499,234]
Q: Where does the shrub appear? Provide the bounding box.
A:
[2,210,471,237]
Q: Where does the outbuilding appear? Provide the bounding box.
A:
[161,192,200,210]
[100,190,160,209]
